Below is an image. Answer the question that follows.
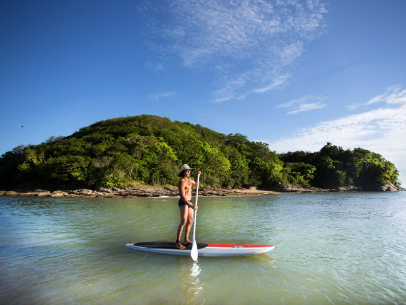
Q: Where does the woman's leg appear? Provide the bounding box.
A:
[176,205,188,249]
[184,207,194,244]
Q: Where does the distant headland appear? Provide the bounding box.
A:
[0,115,403,196]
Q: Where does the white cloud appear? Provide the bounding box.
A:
[287,102,326,114]
[268,86,406,184]
[213,75,249,103]
[365,93,386,106]
[145,62,166,72]
[346,104,361,111]
[253,74,291,94]
[213,73,291,103]
[147,91,176,101]
[277,95,313,108]
[347,85,406,110]
[277,95,327,114]
[385,86,406,104]
[143,0,328,102]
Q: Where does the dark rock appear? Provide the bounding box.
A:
[337,186,363,192]
[50,191,68,198]
[379,183,405,192]
[5,191,19,196]
[71,189,95,196]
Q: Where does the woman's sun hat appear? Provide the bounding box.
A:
[178,164,193,177]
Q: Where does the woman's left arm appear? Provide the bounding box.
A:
[192,171,201,185]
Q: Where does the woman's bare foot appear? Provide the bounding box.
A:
[175,242,186,249]
[183,240,193,246]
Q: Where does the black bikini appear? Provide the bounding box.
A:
[178,199,192,208]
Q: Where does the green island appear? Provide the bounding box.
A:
[0,115,403,197]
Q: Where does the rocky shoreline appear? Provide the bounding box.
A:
[0,184,403,198]
[280,183,404,193]
[0,187,275,198]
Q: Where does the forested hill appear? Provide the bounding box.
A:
[0,115,400,191]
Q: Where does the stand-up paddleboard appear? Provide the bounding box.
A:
[126,241,275,257]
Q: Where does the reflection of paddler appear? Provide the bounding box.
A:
[177,257,203,299]
[176,164,202,250]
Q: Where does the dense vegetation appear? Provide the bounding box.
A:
[0,115,400,190]
[279,143,399,189]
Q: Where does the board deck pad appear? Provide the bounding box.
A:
[132,241,209,250]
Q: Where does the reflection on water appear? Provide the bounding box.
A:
[191,262,203,295]
[1,193,406,304]
[178,259,203,301]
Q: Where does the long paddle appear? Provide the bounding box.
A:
[191,173,200,261]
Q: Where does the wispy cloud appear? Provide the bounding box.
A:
[268,86,406,183]
[253,74,291,94]
[277,95,327,114]
[145,62,166,72]
[147,91,176,101]
[142,0,328,102]
[287,103,326,115]
[346,85,406,110]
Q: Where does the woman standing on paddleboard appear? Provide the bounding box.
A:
[176,164,201,250]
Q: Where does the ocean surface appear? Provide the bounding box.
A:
[1,192,405,304]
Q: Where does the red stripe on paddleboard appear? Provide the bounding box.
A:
[207,244,273,248]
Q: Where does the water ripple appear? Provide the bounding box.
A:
[1,193,406,304]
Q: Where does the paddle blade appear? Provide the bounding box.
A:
[191,241,198,261]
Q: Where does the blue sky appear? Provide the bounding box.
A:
[1,0,406,184]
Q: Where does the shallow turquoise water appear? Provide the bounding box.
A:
[1,192,406,304]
